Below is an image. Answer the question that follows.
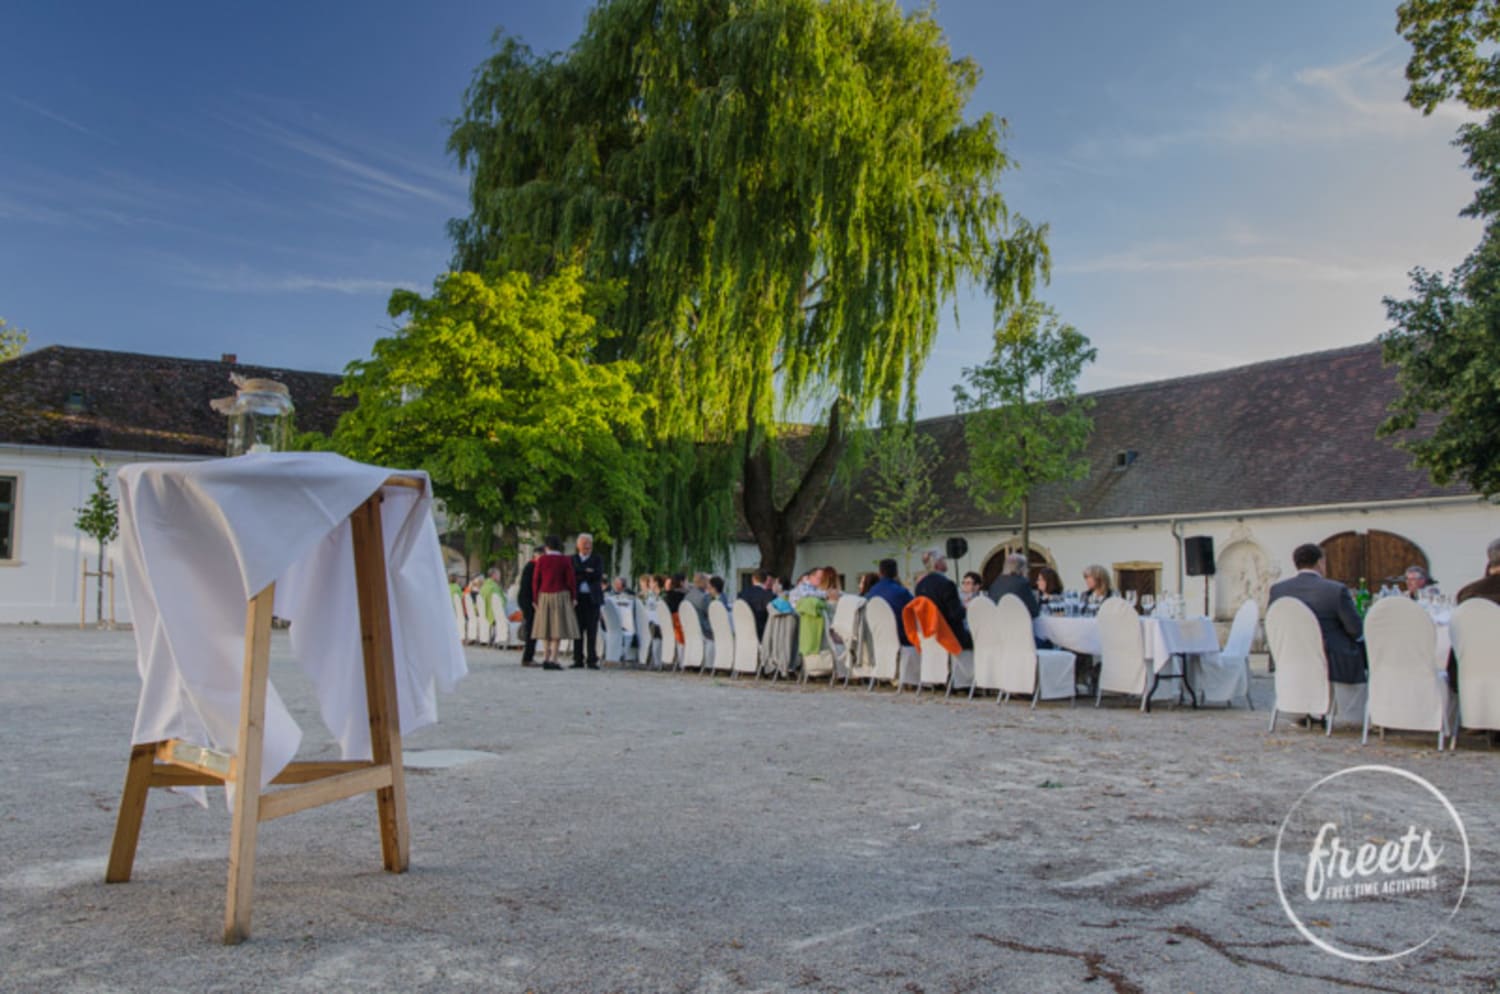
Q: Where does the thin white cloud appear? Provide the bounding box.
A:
[163,258,420,296]
[8,95,98,137]
[1060,247,1409,285]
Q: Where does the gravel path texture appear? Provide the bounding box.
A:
[1,625,1496,993]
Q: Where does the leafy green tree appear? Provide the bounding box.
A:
[953,302,1096,560]
[74,456,119,625]
[1381,1,1500,494]
[447,0,1039,580]
[326,267,652,550]
[861,423,945,579]
[0,317,27,361]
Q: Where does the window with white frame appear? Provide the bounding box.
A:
[0,475,16,560]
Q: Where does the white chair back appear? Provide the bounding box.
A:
[1452,598,1500,732]
[864,596,916,686]
[829,593,868,678]
[708,600,734,672]
[905,597,950,689]
[452,591,466,641]
[992,594,1036,695]
[830,594,864,641]
[600,598,627,663]
[635,598,659,668]
[1096,597,1147,699]
[679,604,708,670]
[1364,596,1446,739]
[731,600,761,675]
[1222,599,1258,659]
[1265,597,1331,719]
[654,600,677,668]
[489,593,508,645]
[967,596,1005,692]
[465,592,482,643]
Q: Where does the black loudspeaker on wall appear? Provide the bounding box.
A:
[1184,536,1215,576]
[945,537,969,561]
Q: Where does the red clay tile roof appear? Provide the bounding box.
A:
[806,342,1471,539]
[0,346,350,456]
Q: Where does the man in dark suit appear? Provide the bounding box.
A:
[987,553,1040,618]
[517,546,542,666]
[737,569,776,639]
[572,533,605,669]
[913,550,972,650]
[1268,543,1366,684]
[1448,538,1500,692]
[866,558,914,646]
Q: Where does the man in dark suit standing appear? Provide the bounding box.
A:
[572,533,605,669]
[986,553,1040,618]
[913,550,972,650]
[737,569,776,639]
[1268,543,1366,684]
[517,545,542,666]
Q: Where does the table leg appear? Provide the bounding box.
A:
[224,581,275,944]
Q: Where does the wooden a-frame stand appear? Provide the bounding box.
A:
[105,477,421,944]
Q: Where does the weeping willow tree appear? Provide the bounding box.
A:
[449,0,1042,579]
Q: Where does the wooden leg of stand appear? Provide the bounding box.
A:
[105,741,161,883]
[224,582,275,945]
[351,497,410,873]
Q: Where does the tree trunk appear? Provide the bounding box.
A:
[740,402,848,584]
[96,543,105,626]
[1020,494,1030,566]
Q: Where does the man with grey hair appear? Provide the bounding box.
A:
[1451,539,1500,694]
[986,552,1040,618]
[913,549,972,649]
[684,571,714,639]
[572,532,605,669]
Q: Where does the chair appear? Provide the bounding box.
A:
[635,599,660,670]
[830,594,870,686]
[708,600,735,674]
[465,592,483,644]
[864,597,917,692]
[730,601,761,678]
[993,594,1076,708]
[451,592,466,642]
[1363,596,1449,749]
[1096,597,1150,710]
[902,596,954,697]
[473,592,494,646]
[680,603,714,673]
[654,600,678,670]
[967,597,1004,700]
[1264,597,1334,735]
[488,592,510,647]
[600,598,635,665]
[1451,598,1500,745]
[1204,599,1257,709]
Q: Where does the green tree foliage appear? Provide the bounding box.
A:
[861,423,945,579]
[74,456,119,625]
[1381,1,1500,494]
[953,302,1096,559]
[447,0,1035,579]
[0,317,27,361]
[327,267,652,547]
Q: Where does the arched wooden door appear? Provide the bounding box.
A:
[980,546,1050,588]
[1317,530,1428,589]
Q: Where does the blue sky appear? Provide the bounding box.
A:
[1,1,1480,415]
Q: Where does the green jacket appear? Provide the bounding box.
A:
[479,579,503,621]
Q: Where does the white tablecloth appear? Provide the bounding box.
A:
[1035,614,1246,703]
[118,452,467,794]
[607,595,637,635]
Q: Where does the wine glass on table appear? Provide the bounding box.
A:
[1124,589,1138,611]
[1141,593,1155,616]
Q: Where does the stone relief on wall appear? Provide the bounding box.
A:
[1214,537,1276,622]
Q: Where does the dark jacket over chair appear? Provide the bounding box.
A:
[737,584,775,639]
[913,571,972,650]
[987,573,1040,618]
[867,578,914,646]
[1269,570,1366,684]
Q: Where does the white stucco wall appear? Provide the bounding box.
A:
[722,496,1500,617]
[0,445,200,624]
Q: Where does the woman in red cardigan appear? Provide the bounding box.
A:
[530,534,579,670]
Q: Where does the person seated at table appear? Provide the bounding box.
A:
[737,569,776,638]
[1404,565,1436,598]
[914,549,972,650]
[609,576,634,599]
[1034,566,1064,610]
[1268,542,1367,685]
[856,571,877,596]
[1447,539,1500,693]
[817,565,843,603]
[1081,564,1113,612]
[987,554,1041,618]
[959,571,983,607]
[867,558,915,646]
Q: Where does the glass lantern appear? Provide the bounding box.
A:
[212,377,294,456]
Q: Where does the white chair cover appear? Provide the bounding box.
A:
[731,600,761,676]
[1452,598,1500,734]
[708,600,734,673]
[1265,597,1333,732]
[864,596,918,688]
[995,594,1076,705]
[452,591,466,641]
[829,593,868,679]
[1096,597,1149,707]
[600,598,632,663]
[1363,596,1449,747]
[474,592,493,646]
[489,592,508,647]
[679,603,710,671]
[1199,599,1256,707]
[654,600,677,669]
[634,598,659,668]
[968,597,1003,695]
[464,592,481,644]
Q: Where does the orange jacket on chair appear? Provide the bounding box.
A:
[902,596,963,657]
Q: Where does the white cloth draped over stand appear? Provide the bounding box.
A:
[117,452,467,795]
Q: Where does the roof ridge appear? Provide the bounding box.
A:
[17,344,342,378]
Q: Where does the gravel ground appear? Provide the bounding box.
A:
[1,625,1496,993]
